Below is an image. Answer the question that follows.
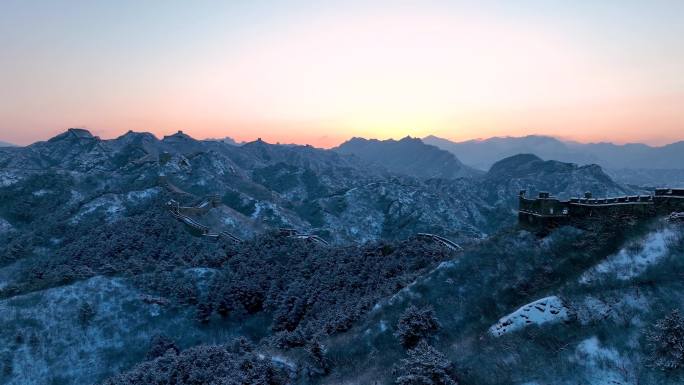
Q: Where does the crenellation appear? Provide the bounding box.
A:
[518,188,684,231]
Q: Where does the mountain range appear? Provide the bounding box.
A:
[0,129,630,246]
[3,129,683,385]
[424,134,684,172]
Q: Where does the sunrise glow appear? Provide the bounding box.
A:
[1,1,683,146]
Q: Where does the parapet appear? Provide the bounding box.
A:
[656,188,684,197]
[519,187,684,231]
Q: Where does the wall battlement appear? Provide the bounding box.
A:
[518,188,684,230]
[166,197,241,243]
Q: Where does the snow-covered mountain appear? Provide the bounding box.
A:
[0,129,631,246]
[0,128,658,385]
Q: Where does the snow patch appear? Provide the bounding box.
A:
[0,170,21,186]
[580,228,678,283]
[222,216,237,226]
[32,188,51,196]
[125,187,159,202]
[571,336,635,385]
[575,293,649,326]
[0,217,14,234]
[270,354,297,371]
[70,194,125,223]
[489,296,570,337]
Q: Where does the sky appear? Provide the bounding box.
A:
[1,0,683,147]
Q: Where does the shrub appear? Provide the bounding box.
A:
[305,339,330,377]
[77,302,96,328]
[647,310,684,371]
[195,302,213,324]
[393,341,458,385]
[395,306,441,348]
[146,334,179,360]
[103,343,289,385]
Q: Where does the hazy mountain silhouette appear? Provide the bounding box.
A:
[424,134,684,171]
[335,136,483,179]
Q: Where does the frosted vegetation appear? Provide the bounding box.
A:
[321,220,684,384]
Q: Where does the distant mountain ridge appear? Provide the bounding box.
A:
[481,153,629,207]
[424,134,684,171]
[0,140,16,147]
[334,136,483,179]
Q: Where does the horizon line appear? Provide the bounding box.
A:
[3,127,683,149]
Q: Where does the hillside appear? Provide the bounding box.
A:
[322,219,684,384]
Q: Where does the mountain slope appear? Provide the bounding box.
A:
[324,219,684,385]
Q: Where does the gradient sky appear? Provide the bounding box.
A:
[1,0,683,147]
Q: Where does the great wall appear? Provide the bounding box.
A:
[163,186,462,249]
[518,187,684,230]
[164,192,334,246]
[166,195,243,243]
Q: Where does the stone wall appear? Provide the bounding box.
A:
[518,188,684,231]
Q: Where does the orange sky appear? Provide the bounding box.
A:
[1,1,683,147]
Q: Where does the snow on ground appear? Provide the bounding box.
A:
[67,189,84,205]
[0,276,211,385]
[574,292,649,326]
[125,187,160,202]
[70,194,125,223]
[571,336,636,385]
[32,189,51,196]
[580,227,678,284]
[0,170,21,187]
[70,191,160,224]
[183,267,219,295]
[0,217,14,234]
[222,215,238,226]
[489,296,570,337]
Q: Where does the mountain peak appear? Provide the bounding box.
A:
[398,135,420,143]
[487,153,545,177]
[67,128,95,138]
[162,130,195,142]
[48,128,98,143]
[243,137,271,147]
